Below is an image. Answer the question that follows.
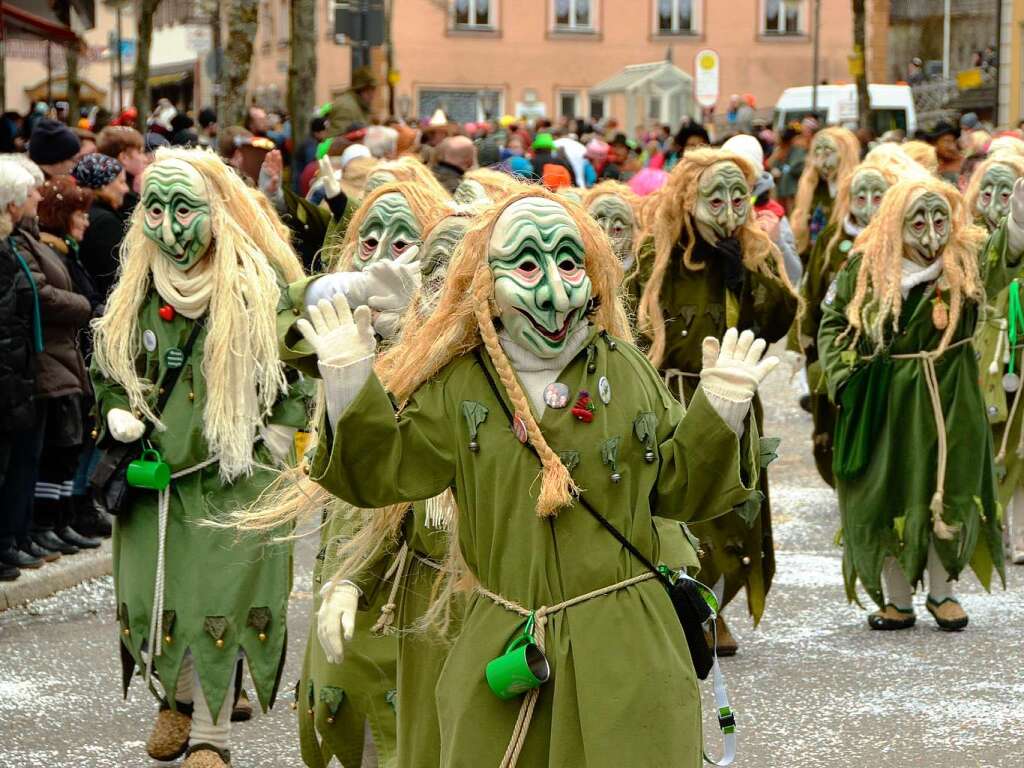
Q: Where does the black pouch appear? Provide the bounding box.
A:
[668,578,714,680]
[89,439,141,516]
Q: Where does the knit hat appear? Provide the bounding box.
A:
[28,118,81,165]
[533,132,555,151]
[71,152,124,189]
[507,155,533,177]
[721,134,765,170]
[541,163,572,190]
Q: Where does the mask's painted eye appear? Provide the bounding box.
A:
[934,217,946,232]
[518,260,538,273]
[392,240,409,254]
[913,221,925,232]
[873,194,883,205]
[149,205,162,216]
[856,195,867,204]
[558,258,578,271]
[361,237,379,256]
[709,197,724,208]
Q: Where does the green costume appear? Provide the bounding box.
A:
[803,182,834,261]
[628,234,796,623]
[817,227,1016,607]
[296,504,399,768]
[309,329,760,767]
[799,221,857,487]
[93,289,308,718]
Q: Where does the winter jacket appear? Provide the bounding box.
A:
[431,161,464,195]
[40,232,105,361]
[753,170,802,284]
[78,199,127,298]
[11,227,91,399]
[0,237,38,431]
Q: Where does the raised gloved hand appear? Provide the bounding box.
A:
[296,294,376,367]
[317,580,360,665]
[367,246,422,338]
[318,156,343,200]
[1009,178,1024,257]
[107,408,145,443]
[699,328,779,434]
[259,423,298,464]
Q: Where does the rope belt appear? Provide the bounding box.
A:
[372,542,410,636]
[411,551,443,570]
[663,369,699,409]
[891,337,971,540]
[475,571,658,768]
[145,457,219,683]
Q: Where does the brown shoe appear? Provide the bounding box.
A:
[231,688,252,723]
[146,701,192,761]
[183,743,231,767]
[926,597,969,631]
[705,614,738,657]
[868,604,916,630]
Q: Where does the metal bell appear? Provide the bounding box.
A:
[643,449,655,463]
[469,440,479,453]
[610,471,622,484]
[587,362,597,374]
[608,340,617,351]
[741,556,751,566]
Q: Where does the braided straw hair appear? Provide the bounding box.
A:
[901,140,939,175]
[844,176,987,355]
[637,147,796,368]
[326,181,450,271]
[92,147,304,481]
[963,153,1024,222]
[368,155,451,199]
[378,188,629,516]
[463,167,529,202]
[582,180,642,221]
[824,143,931,255]
[790,126,861,253]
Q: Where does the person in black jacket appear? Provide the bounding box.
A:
[72,153,129,297]
[0,162,43,578]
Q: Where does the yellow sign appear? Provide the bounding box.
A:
[387,69,400,86]
[699,52,716,71]
[957,68,983,90]
[847,53,864,78]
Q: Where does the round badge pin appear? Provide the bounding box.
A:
[142,330,158,352]
[512,412,529,444]
[598,376,611,404]
[839,240,853,254]
[165,347,185,369]
[543,382,570,409]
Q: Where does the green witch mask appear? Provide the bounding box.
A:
[364,169,397,195]
[813,135,840,181]
[902,191,950,264]
[453,178,490,205]
[142,159,213,271]
[489,197,592,358]
[419,215,470,318]
[693,161,750,244]
[849,168,888,228]
[587,193,636,271]
[354,191,421,270]
[976,162,1017,231]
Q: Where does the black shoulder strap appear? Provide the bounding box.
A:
[472,348,672,589]
[142,319,204,441]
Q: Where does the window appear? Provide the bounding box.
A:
[554,0,593,31]
[656,0,696,35]
[453,0,492,28]
[589,95,606,121]
[762,0,803,36]
[648,95,662,120]
[261,1,274,46]
[559,91,581,119]
[278,0,290,43]
[419,89,503,123]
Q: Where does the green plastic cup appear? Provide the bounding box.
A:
[126,449,171,491]
[485,617,550,700]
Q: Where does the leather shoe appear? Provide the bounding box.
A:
[72,498,113,538]
[57,526,102,550]
[32,530,78,555]
[0,546,43,569]
[0,563,19,581]
[22,539,60,563]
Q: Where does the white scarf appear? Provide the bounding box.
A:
[900,256,944,299]
[151,256,214,319]
[843,216,864,238]
[499,324,590,417]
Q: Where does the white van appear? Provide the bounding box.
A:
[773,84,917,136]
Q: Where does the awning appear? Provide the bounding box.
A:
[25,75,107,104]
[0,0,94,46]
[589,60,693,97]
[148,71,192,88]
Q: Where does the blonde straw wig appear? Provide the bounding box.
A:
[637,147,796,368]
[845,176,987,354]
[463,167,528,202]
[368,155,450,199]
[901,140,939,175]
[91,147,304,481]
[791,126,861,253]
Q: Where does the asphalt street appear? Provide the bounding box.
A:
[1,357,1021,768]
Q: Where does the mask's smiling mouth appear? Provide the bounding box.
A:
[516,307,577,343]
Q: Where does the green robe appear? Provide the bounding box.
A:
[92,288,310,720]
[799,221,856,487]
[297,503,399,768]
[817,228,1016,607]
[627,234,797,624]
[802,181,834,262]
[309,327,759,767]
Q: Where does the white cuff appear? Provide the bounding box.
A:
[319,578,363,599]
[305,272,361,309]
[702,389,750,436]
[320,356,375,428]
[260,424,297,463]
[1009,215,1024,258]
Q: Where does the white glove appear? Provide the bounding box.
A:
[699,328,779,434]
[366,246,422,338]
[259,423,297,464]
[107,408,145,443]
[1009,177,1024,255]
[317,580,360,665]
[296,294,376,366]
[318,156,343,200]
